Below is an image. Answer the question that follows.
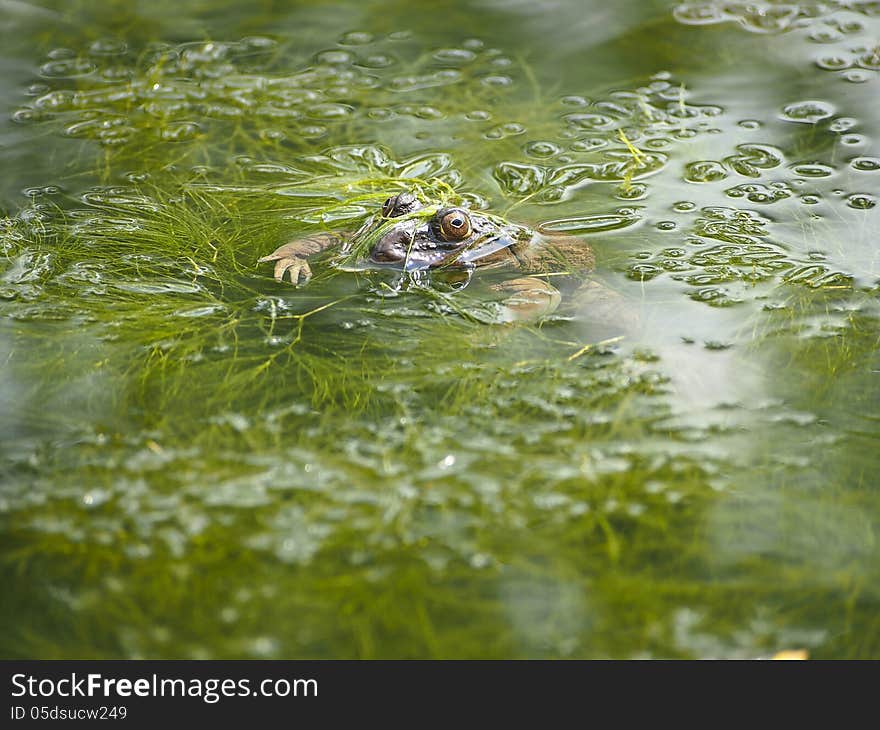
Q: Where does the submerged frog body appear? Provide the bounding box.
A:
[259,190,603,321]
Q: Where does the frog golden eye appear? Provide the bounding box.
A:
[437,208,472,240]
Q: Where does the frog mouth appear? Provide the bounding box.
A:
[398,232,518,270]
[448,233,516,265]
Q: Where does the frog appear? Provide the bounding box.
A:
[259,190,619,323]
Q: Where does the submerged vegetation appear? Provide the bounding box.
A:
[1,0,879,658]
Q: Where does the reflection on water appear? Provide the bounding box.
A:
[0,0,879,658]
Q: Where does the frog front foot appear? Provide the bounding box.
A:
[258,232,342,286]
[259,246,312,285]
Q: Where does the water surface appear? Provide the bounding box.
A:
[1,0,878,658]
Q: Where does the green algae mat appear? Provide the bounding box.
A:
[1,0,879,658]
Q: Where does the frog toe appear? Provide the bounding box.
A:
[271,257,312,285]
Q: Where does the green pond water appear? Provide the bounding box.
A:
[1,0,879,659]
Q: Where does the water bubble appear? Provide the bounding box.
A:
[780,100,834,124]
[240,36,277,51]
[462,38,484,50]
[315,50,352,65]
[484,122,525,140]
[421,106,446,119]
[616,183,647,200]
[462,110,489,122]
[301,125,326,138]
[307,103,354,119]
[842,69,874,82]
[390,70,461,91]
[726,143,784,176]
[47,47,76,61]
[24,82,49,97]
[690,287,740,306]
[438,454,456,469]
[259,128,285,142]
[738,119,761,129]
[560,95,588,106]
[11,109,39,124]
[800,194,821,205]
[366,108,394,122]
[433,48,476,64]
[628,263,664,280]
[524,141,560,158]
[839,20,864,34]
[143,45,179,68]
[846,193,876,209]
[481,75,513,87]
[201,102,244,119]
[684,160,728,183]
[65,115,135,145]
[829,117,857,132]
[40,58,96,78]
[564,113,613,130]
[159,121,200,142]
[645,137,671,149]
[648,80,671,93]
[809,27,843,43]
[790,162,834,177]
[657,221,677,231]
[89,38,127,56]
[725,183,792,203]
[101,66,134,81]
[816,55,852,70]
[570,138,607,151]
[851,156,880,171]
[673,4,725,25]
[858,49,880,70]
[23,185,62,198]
[388,30,412,41]
[538,186,565,202]
[493,162,545,194]
[673,201,696,212]
[357,54,395,69]
[339,31,373,45]
[841,134,864,145]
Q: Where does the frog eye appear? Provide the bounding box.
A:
[437,208,472,240]
[382,191,417,218]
